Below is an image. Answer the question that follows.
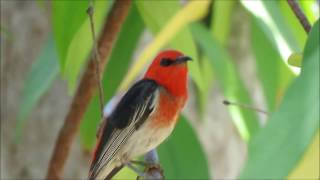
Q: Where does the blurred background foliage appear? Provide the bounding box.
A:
[7,0,319,179]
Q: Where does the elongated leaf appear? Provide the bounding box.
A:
[191,23,260,141]
[120,1,210,93]
[262,1,301,51]
[158,116,210,179]
[65,1,111,92]
[52,0,88,69]
[211,0,235,46]
[239,20,319,179]
[52,1,111,91]
[299,0,319,24]
[80,5,144,149]
[279,0,307,49]
[251,17,295,111]
[288,131,319,179]
[16,35,59,141]
[241,0,302,64]
[198,56,215,115]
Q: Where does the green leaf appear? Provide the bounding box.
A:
[191,23,260,141]
[135,0,206,104]
[80,5,144,150]
[241,0,303,62]
[113,167,136,179]
[288,53,303,68]
[239,20,319,179]
[251,17,295,111]
[52,0,111,91]
[16,35,59,141]
[198,56,215,115]
[288,131,319,179]
[261,1,302,51]
[52,0,88,69]
[279,0,307,49]
[211,0,235,46]
[299,0,319,24]
[158,116,210,179]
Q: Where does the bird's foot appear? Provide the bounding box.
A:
[130,161,163,180]
[125,162,145,177]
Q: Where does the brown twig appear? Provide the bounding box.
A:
[287,0,311,33]
[46,1,131,179]
[87,1,105,117]
[223,100,269,115]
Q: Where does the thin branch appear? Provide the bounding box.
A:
[87,1,105,117]
[46,1,131,179]
[223,100,269,115]
[287,0,311,33]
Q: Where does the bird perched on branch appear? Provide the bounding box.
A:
[89,50,191,179]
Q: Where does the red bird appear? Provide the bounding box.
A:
[89,50,191,179]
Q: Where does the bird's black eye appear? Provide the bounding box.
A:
[160,58,173,67]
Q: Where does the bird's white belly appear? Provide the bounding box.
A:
[96,120,176,179]
[120,119,175,162]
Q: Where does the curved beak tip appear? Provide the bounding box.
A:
[176,56,192,64]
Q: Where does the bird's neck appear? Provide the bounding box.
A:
[163,75,188,99]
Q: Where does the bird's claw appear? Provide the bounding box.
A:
[144,163,163,172]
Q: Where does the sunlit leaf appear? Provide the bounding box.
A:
[16,35,59,141]
[198,56,214,115]
[288,53,303,68]
[239,20,319,179]
[64,1,111,92]
[120,0,210,93]
[262,1,301,50]
[52,0,88,69]
[158,116,210,179]
[241,0,303,65]
[251,17,295,111]
[279,0,307,49]
[211,0,235,46]
[52,1,111,92]
[113,167,136,180]
[191,23,260,141]
[299,0,319,24]
[80,5,144,150]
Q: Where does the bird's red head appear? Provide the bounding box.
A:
[144,50,191,97]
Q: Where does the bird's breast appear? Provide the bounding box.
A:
[150,88,186,128]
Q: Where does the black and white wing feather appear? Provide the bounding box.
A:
[89,79,158,179]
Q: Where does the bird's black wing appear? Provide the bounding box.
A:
[89,79,158,179]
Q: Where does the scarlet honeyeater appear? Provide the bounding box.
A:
[89,50,191,179]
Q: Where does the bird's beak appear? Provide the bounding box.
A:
[175,56,192,64]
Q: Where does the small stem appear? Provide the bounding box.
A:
[223,100,269,115]
[287,0,311,33]
[87,1,105,117]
